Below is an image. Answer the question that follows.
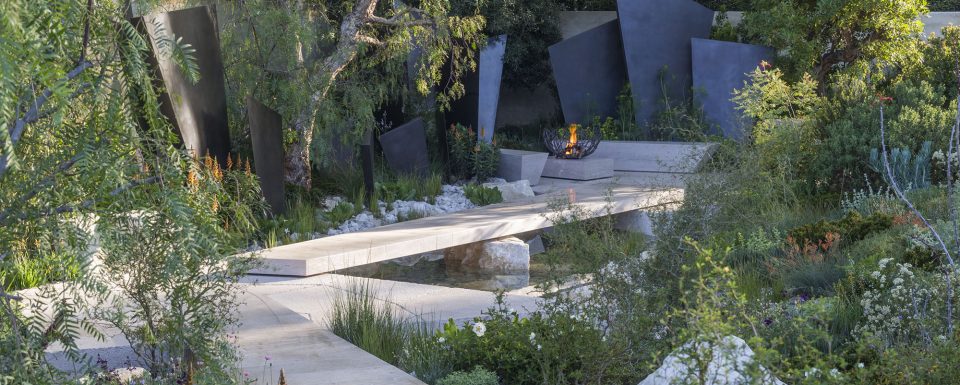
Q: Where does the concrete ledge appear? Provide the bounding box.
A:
[497,149,548,185]
[592,141,718,173]
[540,157,614,180]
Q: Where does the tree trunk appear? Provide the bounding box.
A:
[282,0,376,188]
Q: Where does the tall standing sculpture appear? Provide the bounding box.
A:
[444,35,507,143]
[137,6,232,166]
[617,0,713,130]
[247,97,286,214]
[549,20,628,125]
[691,38,773,141]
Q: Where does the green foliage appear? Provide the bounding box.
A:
[788,211,894,246]
[447,124,501,181]
[710,9,739,42]
[436,367,499,385]
[436,295,631,385]
[463,184,503,206]
[329,282,408,366]
[740,0,927,85]
[452,0,562,90]
[869,141,933,189]
[0,1,262,382]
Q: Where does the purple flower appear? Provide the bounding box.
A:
[264,355,272,361]
[763,318,773,326]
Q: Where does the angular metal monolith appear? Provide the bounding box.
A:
[136,5,232,166]
[549,20,628,125]
[247,97,286,214]
[617,0,713,127]
[691,38,773,141]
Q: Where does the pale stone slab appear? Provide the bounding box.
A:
[247,184,683,276]
[592,141,718,173]
[236,292,425,385]
[497,149,548,185]
[540,157,615,180]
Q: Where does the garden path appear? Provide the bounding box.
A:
[249,176,685,277]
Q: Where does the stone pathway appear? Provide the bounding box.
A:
[249,181,683,276]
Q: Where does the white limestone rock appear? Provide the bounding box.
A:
[482,179,535,202]
[446,236,530,274]
[638,336,785,385]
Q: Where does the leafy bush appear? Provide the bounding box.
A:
[463,184,503,206]
[788,211,894,246]
[436,295,630,385]
[436,367,499,385]
[740,0,926,86]
[869,141,933,189]
[448,124,501,182]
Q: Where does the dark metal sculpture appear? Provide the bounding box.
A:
[378,117,430,176]
[136,6,232,166]
[691,38,773,141]
[549,20,628,125]
[247,97,286,214]
[443,35,508,143]
[542,124,601,159]
[617,0,713,127]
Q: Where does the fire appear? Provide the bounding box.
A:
[564,124,579,156]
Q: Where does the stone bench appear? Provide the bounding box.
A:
[592,141,718,173]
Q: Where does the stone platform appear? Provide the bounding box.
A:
[592,141,718,173]
[540,157,614,180]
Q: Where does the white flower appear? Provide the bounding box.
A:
[437,337,446,343]
[856,362,865,369]
[472,322,486,337]
[536,344,542,351]
[529,332,536,342]
[804,368,820,378]
[829,368,840,378]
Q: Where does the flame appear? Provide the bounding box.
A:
[564,124,579,156]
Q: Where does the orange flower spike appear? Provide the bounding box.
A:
[245,159,252,176]
[227,153,234,170]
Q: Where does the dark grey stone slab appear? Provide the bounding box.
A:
[691,38,772,141]
[549,20,627,125]
[617,0,713,126]
[139,6,232,166]
[247,97,286,214]
[444,35,507,143]
[378,118,430,176]
[360,131,376,209]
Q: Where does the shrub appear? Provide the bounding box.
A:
[740,0,926,86]
[437,295,630,385]
[787,211,894,246]
[436,367,499,385]
[448,124,501,182]
[463,184,503,206]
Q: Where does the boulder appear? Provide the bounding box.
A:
[445,236,530,274]
[482,179,535,202]
[638,335,785,385]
